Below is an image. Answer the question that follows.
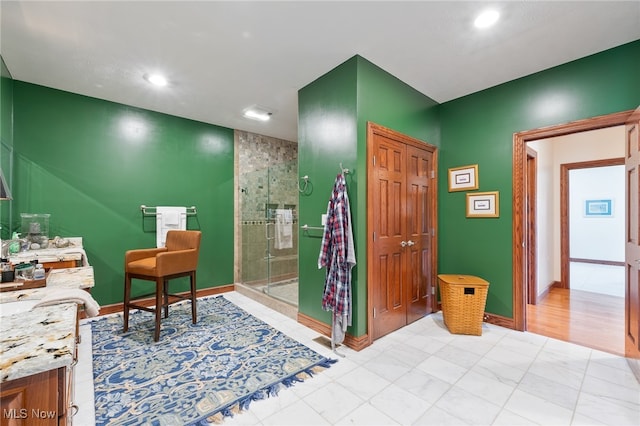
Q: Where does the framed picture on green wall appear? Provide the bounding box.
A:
[467,191,499,218]
[448,164,478,192]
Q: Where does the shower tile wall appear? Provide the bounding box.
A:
[237,131,298,284]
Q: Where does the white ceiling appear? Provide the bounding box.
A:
[1,1,639,142]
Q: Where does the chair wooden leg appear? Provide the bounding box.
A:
[190,272,197,324]
[123,273,131,333]
[163,279,169,319]
[154,278,163,342]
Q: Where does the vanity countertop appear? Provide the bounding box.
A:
[0,302,77,382]
[0,266,95,383]
[0,266,94,303]
[9,245,88,266]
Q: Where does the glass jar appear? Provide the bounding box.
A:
[15,262,35,280]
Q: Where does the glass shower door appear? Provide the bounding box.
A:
[240,161,298,306]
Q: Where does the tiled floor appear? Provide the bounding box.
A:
[74,291,640,425]
[243,278,299,307]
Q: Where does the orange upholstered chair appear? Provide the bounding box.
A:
[123,230,202,341]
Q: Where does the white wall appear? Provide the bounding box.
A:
[527,141,554,297]
[570,166,625,261]
[528,125,625,293]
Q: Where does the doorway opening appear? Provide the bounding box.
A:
[567,162,625,296]
[513,109,636,356]
[525,134,625,355]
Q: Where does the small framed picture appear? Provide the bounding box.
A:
[585,199,613,217]
[448,164,479,192]
[467,191,499,218]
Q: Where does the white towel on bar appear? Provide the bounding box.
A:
[274,208,293,249]
[156,206,187,247]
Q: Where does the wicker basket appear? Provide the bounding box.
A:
[438,274,489,336]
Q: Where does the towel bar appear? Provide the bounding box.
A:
[140,205,197,217]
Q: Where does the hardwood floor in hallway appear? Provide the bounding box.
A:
[527,286,625,356]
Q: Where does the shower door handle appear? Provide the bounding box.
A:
[265,222,274,240]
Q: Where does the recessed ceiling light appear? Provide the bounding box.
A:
[474,10,500,29]
[243,106,273,122]
[144,73,168,87]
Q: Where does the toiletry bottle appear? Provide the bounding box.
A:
[9,233,19,254]
[34,264,45,280]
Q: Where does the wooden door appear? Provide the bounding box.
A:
[625,107,640,358]
[370,132,408,338]
[367,122,437,341]
[406,144,434,322]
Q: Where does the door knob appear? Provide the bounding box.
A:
[407,240,415,246]
[400,241,407,247]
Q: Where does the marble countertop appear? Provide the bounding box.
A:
[0,266,94,303]
[9,245,88,266]
[0,266,95,383]
[1,302,77,382]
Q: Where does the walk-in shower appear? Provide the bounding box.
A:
[239,160,298,306]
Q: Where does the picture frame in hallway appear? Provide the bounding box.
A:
[466,191,499,218]
[584,199,613,217]
[448,164,479,192]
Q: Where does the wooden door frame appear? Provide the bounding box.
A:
[526,147,537,305]
[366,122,438,344]
[560,158,625,290]
[512,109,635,331]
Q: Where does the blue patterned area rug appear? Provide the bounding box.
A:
[91,296,336,425]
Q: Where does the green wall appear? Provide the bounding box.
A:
[438,40,640,317]
[298,57,358,330]
[298,56,440,337]
[0,56,13,240]
[5,38,639,334]
[299,41,639,335]
[12,82,235,305]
